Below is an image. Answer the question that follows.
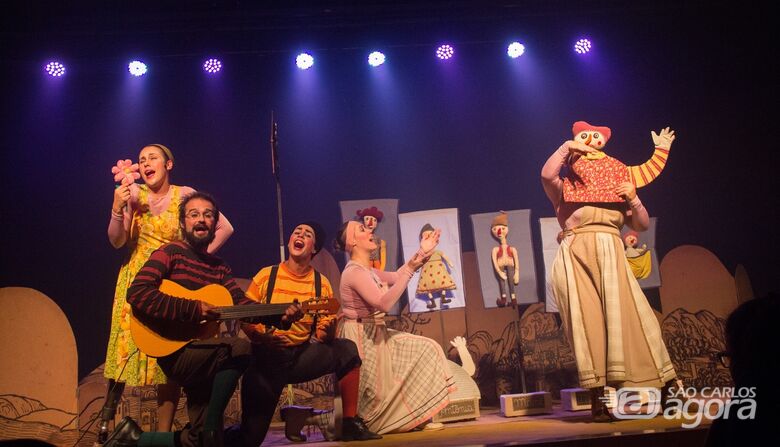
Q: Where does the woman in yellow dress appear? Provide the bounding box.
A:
[98,144,234,440]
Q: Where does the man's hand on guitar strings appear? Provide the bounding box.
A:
[199,301,221,321]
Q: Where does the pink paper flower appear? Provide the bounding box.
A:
[111,159,140,185]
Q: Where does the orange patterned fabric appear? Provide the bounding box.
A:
[563,155,630,203]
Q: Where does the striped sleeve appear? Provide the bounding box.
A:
[126,245,202,323]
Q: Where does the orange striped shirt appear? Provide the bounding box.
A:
[245,262,334,346]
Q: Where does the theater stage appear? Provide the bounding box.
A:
[259,405,710,447]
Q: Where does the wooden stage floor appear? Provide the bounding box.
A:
[260,405,712,447]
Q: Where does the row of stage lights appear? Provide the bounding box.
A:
[44,39,593,77]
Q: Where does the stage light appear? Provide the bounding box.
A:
[128,60,148,76]
[296,53,314,70]
[45,61,66,77]
[203,58,222,74]
[507,42,526,58]
[574,38,592,54]
[436,44,454,60]
[368,51,386,67]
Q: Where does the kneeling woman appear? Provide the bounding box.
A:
[335,220,455,434]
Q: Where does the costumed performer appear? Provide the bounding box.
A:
[541,121,678,422]
[334,220,456,434]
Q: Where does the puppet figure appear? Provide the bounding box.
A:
[490,212,520,308]
[562,122,674,203]
[415,223,456,309]
[624,231,652,280]
[356,206,387,270]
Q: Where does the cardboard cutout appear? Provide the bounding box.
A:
[356,206,387,271]
[399,208,466,312]
[472,210,538,309]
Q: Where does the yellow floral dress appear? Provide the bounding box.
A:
[103,185,183,385]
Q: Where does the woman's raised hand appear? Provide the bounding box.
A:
[112,184,131,214]
[420,228,441,257]
[407,228,441,271]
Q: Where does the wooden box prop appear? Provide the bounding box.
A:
[499,391,552,417]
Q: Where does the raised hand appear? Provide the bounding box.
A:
[419,228,441,257]
[651,127,676,150]
[408,229,441,271]
[450,335,467,350]
[112,184,131,214]
[450,336,476,376]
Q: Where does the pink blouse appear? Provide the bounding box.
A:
[339,261,415,319]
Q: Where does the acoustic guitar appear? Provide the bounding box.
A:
[130,279,339,357]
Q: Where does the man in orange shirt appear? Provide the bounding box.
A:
[239,222,380,444]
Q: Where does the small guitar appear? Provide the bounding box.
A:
[130,279,339,357]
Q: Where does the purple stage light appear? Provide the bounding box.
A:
[296,53,314,70]
[574,39,592,54]
[507,42,526,58]
[203,58,222,73]
[368,51,386,67]
[436,44,454,60]
[45,61,66,77]
[128,60,148,76]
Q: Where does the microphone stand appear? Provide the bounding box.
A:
[271,112,285,263]
[270,112,297,406]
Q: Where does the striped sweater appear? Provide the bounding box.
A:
[127,241,258,323]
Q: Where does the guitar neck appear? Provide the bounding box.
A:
[215,303,292,321]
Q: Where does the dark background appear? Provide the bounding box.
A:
[1,1,775,380]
